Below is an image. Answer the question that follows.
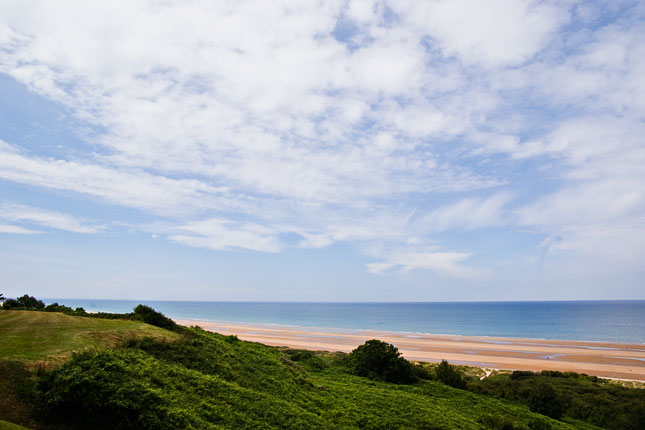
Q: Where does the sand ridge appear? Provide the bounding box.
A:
[175,319,645,381]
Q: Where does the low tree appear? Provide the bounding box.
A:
[132,304,178,331]
[346,339,414,384]
[528,382,564,420]
[435,360,466,389]
[17,294,45,309]
[2,294,45,310]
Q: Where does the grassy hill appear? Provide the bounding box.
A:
[0,311,179,364]
[0,421,30,430]
[0,310,602,430]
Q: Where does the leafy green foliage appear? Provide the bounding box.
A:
[0,362,37,429]
[44,303,88,316]
[131,305,178,331]
[435,360,466,389]
[345,339,414,384]
[528,382,564,420]
[0,299,19,309]
[469,370,645,429]
[26,328,581,430]
[1,295,44,311]
[6,306,643,429]
[35,349,190,430]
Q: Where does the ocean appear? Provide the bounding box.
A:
[45,299,645,344]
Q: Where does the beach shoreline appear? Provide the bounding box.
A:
[175,318,645,382]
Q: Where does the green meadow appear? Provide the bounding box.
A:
[0,309,642,429]
[0,311,179,363]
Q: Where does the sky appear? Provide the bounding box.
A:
[1,0,644,301]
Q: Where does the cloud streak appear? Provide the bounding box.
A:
[0,203,104,233]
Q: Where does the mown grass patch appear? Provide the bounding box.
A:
[0,311,179,364]
[0,420,31,430]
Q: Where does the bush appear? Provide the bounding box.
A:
[44,303,89,316]
[132,305,177,331]
[34,349,191,430]
[478,413,518,430]
[411,363,433,380]
[528,382,564,420]
[1,295,44,310]
[435,360,466,389]
[1,299,19,310]
[16,295,45,309]
[346,339,414,384]
[510,370,534,380]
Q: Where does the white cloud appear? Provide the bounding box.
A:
[368,249,484,279]
[392,0,568,67]
[0,140,230,216]
[0,203,103,233]
[420,193,511,232]
[366,262,396,274]
[169,218,281,253]
[0,223,40,234]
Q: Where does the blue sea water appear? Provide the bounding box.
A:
[45,299,645,344]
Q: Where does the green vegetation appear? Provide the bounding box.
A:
[1,295,44,311]
[468,370,645,430]
[0,420,30,430]
[131,304,178,331]
[435,359,467,389]
[0,311,179,363]
[1,300,643,429]
[345,339,414,383]
[30,329,575,430]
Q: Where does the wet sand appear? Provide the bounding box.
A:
[175,319,645,381]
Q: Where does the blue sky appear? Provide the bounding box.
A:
[1,0,644,301]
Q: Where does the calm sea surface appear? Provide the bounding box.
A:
[46,299,645,344]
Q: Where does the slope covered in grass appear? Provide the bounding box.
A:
[2,309,630,429]
[0,420,30,430]
[0,310,179,363]
[30,327,593,430]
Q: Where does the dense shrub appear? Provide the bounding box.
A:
[469,370,645,428]
[1,295,45,310]
[34,349,193,430]
[44,303,88,316]
[478,413,519,430]
[510,370,534,380]
[411,362,434,380]
[346,339,414,384]
[435,360,466,389]
[132,305,178,331]
[528,382,564,420]
[1,299,19,309]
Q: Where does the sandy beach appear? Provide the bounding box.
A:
[175,319,645,381]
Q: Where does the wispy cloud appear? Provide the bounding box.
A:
[367,249,484,279]
[168,218,281,253]
[0,223,41,234]
[0,203,104,233]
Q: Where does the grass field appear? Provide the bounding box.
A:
[0,311,179,364]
